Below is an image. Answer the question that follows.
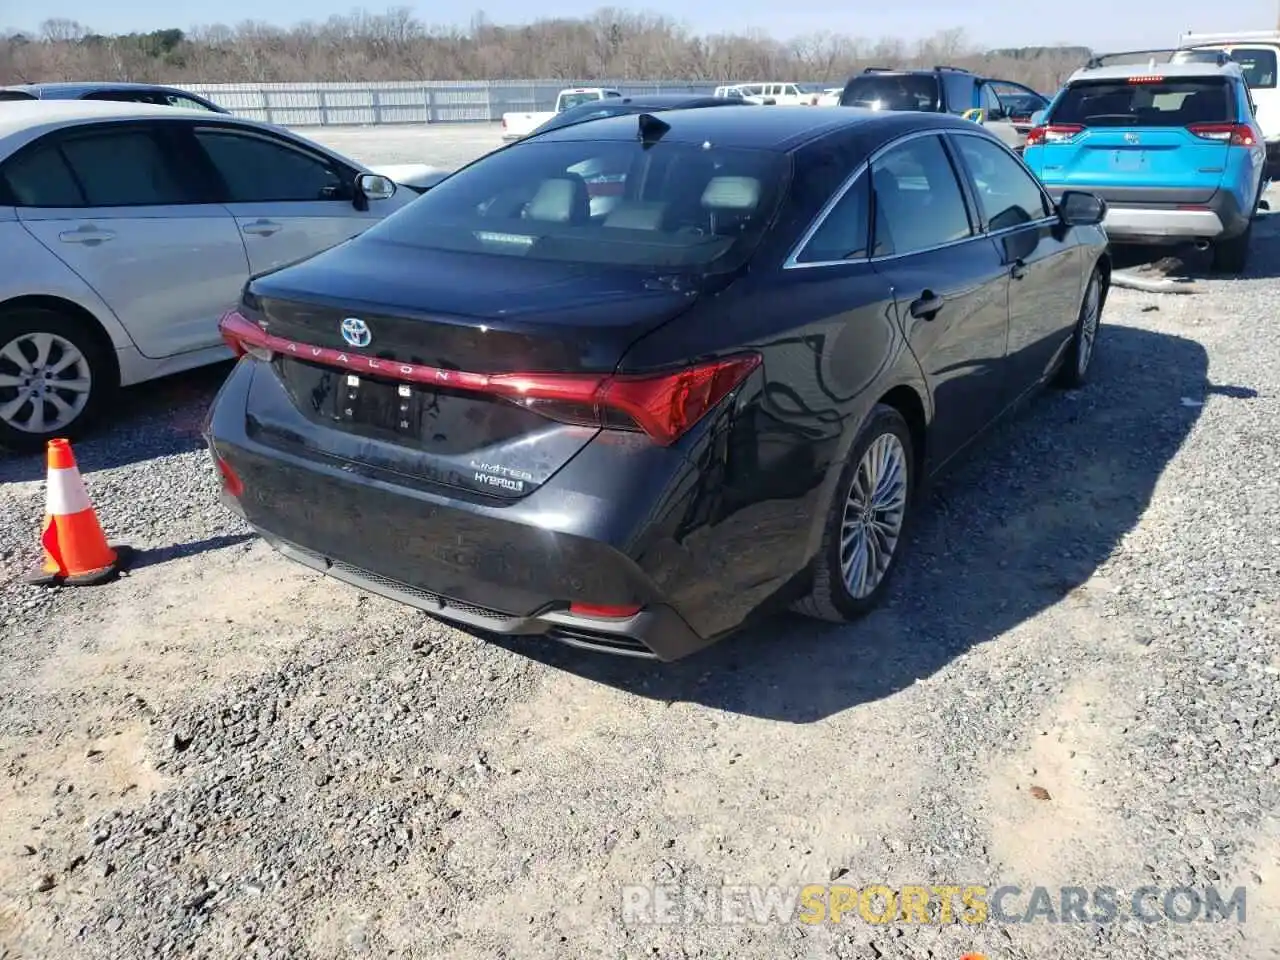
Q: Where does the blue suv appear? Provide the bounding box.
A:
[1022,49,1266,273]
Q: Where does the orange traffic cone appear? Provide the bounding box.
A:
[24,438,132,587]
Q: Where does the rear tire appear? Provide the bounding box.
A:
[791,404,916,623]
[1053,266,1103,389]
[0,308,115,453]
[1210,223,1251,274]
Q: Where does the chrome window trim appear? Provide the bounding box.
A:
[784,125,1065,271]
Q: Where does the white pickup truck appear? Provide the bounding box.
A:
[501,87,623,141]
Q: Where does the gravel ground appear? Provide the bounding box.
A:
[1,129,1278,958]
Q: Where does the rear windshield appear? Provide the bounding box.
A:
[1229,47,1278,89]
[360,137,788,273]
[840,74,941,111]
[1050,77,1235,127]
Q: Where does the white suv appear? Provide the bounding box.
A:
[0,101,425,449]
[1180,30,1280,172]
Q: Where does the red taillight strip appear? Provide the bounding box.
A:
[217,309,761,447]
[1187,122,1257,146]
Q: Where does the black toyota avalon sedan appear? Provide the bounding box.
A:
[206,106,1111,661]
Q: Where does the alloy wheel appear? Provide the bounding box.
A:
[839,432,909,600]
[0,331,93,435]
[1077,275,1101,377]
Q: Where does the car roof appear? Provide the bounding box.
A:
[1066,61,1244,83]
[6,81,195,95]
[528,104,983,151]
[0,98,217,139]
[584,93,742,106]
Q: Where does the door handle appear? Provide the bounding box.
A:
[241,219,281,236]
[58,226,115,244]
[909,291,945,320]
[1010,259,1027,280]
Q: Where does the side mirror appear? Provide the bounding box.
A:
[1058,189,1106,226]
[1029,109,1046,127]
[353,172,396,210]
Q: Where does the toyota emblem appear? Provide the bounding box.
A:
[340,317,371,348]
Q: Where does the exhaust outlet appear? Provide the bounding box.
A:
[1193,240,1210,251]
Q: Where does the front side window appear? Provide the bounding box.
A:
[1050,77,1236,127]
[194,129,348,203]
[952,134,1052,231]
[870,135,973,256]
[359,137,787,273]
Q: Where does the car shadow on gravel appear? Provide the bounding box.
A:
[0,361,234,483]
[492,324,1222,722]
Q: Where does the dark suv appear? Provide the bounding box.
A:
[838,66,1045,150]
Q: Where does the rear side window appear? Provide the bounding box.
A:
[870,135,974,256]
[59,129,194,206]
[1229,47,1278,89]
[1050,78,1235,127]
[840,75,941,111]
[0,90,38,102]
[942,73,977,112]
[4,128,193,207]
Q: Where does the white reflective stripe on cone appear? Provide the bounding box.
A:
[46,466,93,516]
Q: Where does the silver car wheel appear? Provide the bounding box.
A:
[839,432,908,600]
[0,331,93,434]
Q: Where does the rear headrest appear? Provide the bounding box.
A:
[603,201,667,230]
[525,175,590,223]
[701,176,760,211]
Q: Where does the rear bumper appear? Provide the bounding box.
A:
[203,359,767,662]
[1045,185,1248,242]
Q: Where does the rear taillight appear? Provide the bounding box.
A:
[1024,124,1084,146]
[213,451,243,497]
[569,602,642,619]
[1187,122,1257,146]
[219,309,274,361]
[217,309,761,447]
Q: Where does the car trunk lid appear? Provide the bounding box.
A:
[225,239,706,501]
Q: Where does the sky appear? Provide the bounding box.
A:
[2,0,1279,51]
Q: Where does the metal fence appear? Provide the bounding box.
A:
[174,80,747,126]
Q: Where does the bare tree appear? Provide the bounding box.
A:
[0,8,1095,91]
